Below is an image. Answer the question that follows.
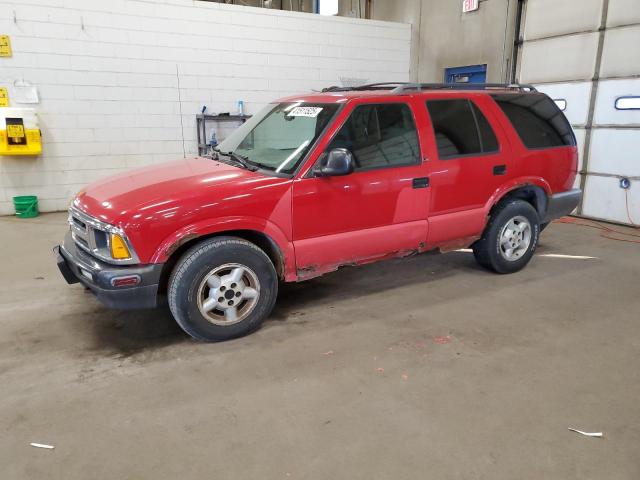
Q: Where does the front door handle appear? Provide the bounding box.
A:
[412,177,429,189]
[493,165,507,176]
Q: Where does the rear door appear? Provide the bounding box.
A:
[292,98,431,276]
[421,94,517,247]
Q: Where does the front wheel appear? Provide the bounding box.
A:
[472,200,540,274]
[168,237,278,341]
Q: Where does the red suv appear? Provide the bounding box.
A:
[55,83,581,341]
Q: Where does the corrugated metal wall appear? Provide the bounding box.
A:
[516,0,640,225]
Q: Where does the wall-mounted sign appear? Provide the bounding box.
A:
[0,35,12,57]
[0,88,8,107]
[463,0,479,13]
[13,81,39,104]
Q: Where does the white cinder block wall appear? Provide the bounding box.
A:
[0,0,411,214]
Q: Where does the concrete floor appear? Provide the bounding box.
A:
[1,212,639,479]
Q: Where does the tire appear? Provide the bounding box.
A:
[168,236,278,342]
[472,199,540,274]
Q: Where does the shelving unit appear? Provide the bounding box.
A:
[196,114,251,156]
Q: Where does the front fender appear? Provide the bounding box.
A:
[150,216,297,281]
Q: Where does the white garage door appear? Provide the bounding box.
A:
[516,0,640,225]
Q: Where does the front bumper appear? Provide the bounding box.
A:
[543,188,582,223]
[55,231,162,310]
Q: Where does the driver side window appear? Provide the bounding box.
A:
[327,103,420,170]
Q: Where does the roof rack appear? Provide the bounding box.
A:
[321,82,537,93]
[390,83,538,93]
[321,82,410,92]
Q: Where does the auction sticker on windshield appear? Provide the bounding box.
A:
[288,106,323,117]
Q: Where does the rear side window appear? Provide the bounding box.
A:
[328,103,420,170]
[426,99,499,159]
[491,93,576,149]
[472,103,499,152]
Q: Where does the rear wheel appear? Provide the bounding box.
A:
[472,200,540,274]
[168,237,278,341]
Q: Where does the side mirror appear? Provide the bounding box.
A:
[313,148,355,177]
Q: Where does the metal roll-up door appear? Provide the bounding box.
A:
[515,0,640,225]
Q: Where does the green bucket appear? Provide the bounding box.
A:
[13,195,39,218]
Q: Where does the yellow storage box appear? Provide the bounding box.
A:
[0,108,42,156]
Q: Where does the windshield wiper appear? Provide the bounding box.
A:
[228,152,259,171]
[213,149,258,172]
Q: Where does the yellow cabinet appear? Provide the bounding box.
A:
[0,108,42,156]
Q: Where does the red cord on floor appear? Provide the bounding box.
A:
[555,214,640,244]
[625,189,638,227]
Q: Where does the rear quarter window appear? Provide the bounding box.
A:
[491,93,576,149]
[426,99,499,159]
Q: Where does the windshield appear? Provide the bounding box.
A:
[216,102,340,174]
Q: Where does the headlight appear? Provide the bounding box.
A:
[69,206,139,265]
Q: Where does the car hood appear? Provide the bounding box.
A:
[74,157,264,225]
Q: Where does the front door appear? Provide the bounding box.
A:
[292,100,430,276]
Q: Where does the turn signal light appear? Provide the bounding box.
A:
[110,233,132,260]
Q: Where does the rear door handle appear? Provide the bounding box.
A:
[493,165,507,176]
[412,177,429,189]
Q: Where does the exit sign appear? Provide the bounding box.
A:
[463,0,479,13]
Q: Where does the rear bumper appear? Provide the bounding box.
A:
[55,231,162,310]
[543,188,582,223]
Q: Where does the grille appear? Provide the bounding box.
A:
[71,216,86,230]
[68,209,93,252]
